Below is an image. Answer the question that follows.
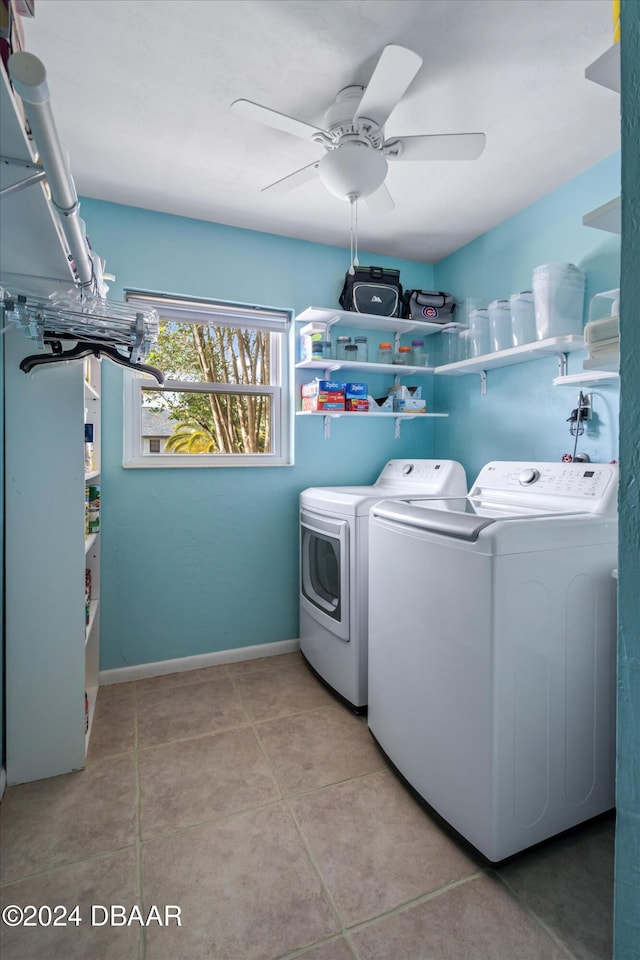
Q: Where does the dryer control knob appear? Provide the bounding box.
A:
[519,468,540,486]
[402,463,414,475]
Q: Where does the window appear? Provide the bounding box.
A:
[123,293,294,467]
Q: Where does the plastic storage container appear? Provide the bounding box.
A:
[394,345,412,365]
[532,263,586,340]
[344,344,358,363]
[355,336,368,362]
[336,336,352,361]
[509,291,536,346]
[378,342,393,363]
[487,300,512,352]
[441,325,462,364]
[467,309,491,357]
[410,339,428,366]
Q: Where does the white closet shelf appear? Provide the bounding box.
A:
[85,533,98,554]
[296,358,434,376]
[297,306,444,336]
[434,335,584,375]
[585,43,620,93]
[554,371,619,387]
[297,409,447,440]
[0,64,74,283]
[583,197,621,234]
[297,410,447,419]
[85,599,99,647]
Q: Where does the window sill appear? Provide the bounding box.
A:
[123,454,294,468]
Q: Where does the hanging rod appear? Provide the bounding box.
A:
[1,286,164,382]
[8,51,98,293]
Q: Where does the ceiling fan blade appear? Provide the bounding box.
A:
[365,182,395,214]
[386,133,487,161]
[261,160,320,196]
[231,99,327,141]
[355,45,423,129]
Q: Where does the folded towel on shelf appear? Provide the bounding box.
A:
[585,315,619,349]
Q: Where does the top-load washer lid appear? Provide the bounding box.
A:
[370,461,619,549]
[300,459,467,516]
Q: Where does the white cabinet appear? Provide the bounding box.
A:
[4,332,102,784]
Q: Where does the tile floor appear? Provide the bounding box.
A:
[0,651,614,960]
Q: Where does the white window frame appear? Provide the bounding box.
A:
[123,292,294,468]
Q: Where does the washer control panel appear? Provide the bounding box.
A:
[470,461,618,515]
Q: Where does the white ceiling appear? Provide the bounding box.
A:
[21,0,620,263]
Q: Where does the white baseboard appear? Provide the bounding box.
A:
[99,638,300,686]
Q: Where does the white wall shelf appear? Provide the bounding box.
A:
[585,43,620,93]
[434,335,585,394]
[296,306,444,336]
[296,358,434,376]
[297,409,447,440]
[554,370,619,387]
[583,197,621,234]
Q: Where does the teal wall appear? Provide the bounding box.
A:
[614,3,640,956]
[82,143,623,673]
[80,198,436,669]
[431,151,621,481]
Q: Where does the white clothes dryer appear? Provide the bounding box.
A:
[367,461,618,862]
[299,459,467,711]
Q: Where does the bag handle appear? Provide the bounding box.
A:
[409,290,452,308]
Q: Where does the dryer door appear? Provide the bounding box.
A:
[300,509,349,640]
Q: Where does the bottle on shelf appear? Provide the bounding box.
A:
[355,336,368,362]
[336,336,352,361]
[410,339,428,366]
[378,342,393,363]
[394,345,412,365]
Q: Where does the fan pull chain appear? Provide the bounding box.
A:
[348,197,355,275]
[353,197,360,269]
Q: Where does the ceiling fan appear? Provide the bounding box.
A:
[231,44,486,213]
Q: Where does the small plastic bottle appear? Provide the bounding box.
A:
[394,345,412,365]
[378,342,393,364]
[336,336,352,361]
[355,336,368,362]
[410,339,427,366]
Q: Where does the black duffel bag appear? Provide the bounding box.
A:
[339,266,403,318]
[403,290,456,324]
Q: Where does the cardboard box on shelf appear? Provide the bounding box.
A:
[393,397,427,413]
[301,379,344,397]
[346,397,369,411]
[302,396,346,411]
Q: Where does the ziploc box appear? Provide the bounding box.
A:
[301,379,345,411]
[345,381,368,411]
[393,397,427,413]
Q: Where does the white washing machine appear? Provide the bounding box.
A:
[367,461,618,862]
[299,459,467,711]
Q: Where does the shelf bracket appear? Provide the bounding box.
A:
[480,370,487,397]
[0,155,47,199]
[557,353,568,378]
[323,415,332,440]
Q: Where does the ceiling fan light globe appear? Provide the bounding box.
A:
[318,143,388,201]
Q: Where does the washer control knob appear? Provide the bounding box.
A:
[519,468,540,486]
[402,463,414,476]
